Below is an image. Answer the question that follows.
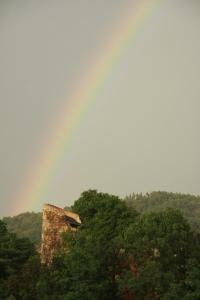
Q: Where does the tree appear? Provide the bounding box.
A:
[0,220,36,299]
[119,209,195,299]
[3,212,42,244]
[49,190,138,300]
[163,257,200,300]
[125,192,200,233]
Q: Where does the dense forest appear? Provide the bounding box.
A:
[125,192,200,233]
[1,190,200,299]
[4,192,200,244]
[3,212,42,244]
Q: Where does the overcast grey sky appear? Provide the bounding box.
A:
[1,0,200,216]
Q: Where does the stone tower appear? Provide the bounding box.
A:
[41,203,81,264]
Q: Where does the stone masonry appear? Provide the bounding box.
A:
[41,203,81,264]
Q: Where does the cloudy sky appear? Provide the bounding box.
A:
[1,0,200,216]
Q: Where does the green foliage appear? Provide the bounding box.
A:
[163,259,200,300]
[3,192,200,247]
[73,190,138,232]
[119,209,196,299]
[3,212,42,244]
[0,220,36,299]
[125,191,200,233]
[1,190,200,299]
[48,190,138,299]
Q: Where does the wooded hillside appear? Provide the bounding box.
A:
[3,192,200,244]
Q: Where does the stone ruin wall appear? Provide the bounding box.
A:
[41,203,81,264]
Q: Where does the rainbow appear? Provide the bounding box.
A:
[16,0,161,214]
